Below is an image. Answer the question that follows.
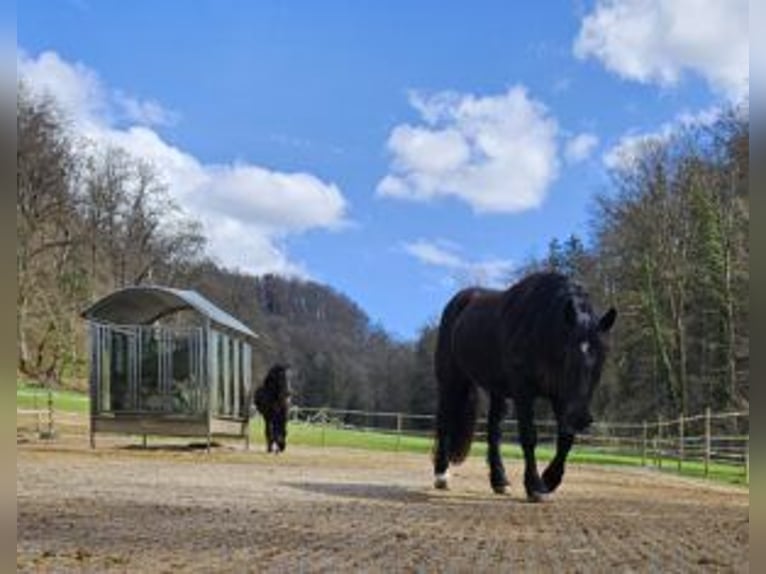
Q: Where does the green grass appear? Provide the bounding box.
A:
[16,382,90,414]
[255,419,749,486]
[17,383,747,486]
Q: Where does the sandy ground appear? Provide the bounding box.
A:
[17,432,748,573]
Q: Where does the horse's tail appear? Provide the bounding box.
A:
[434,290,478,466]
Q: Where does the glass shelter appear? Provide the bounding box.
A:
[82,286,258,448]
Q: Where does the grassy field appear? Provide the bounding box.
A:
[262,419,747,485]
[17,383,748,486]
[17,382,90,414]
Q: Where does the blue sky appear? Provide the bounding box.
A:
[18,0,748,339]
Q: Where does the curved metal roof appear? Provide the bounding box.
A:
[81,285,257,340]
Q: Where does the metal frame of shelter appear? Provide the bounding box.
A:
[82,286,258,449]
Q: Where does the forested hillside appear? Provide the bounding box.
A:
[521,109,749,420]
[16,84,439,417]
[17,84,748,421]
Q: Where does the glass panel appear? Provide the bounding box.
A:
[230,338,238,416]
[90,323,208,415]
[109,330,130,411]
[140,328,161,411]
[218,333,228,415]
[99,327,110,412]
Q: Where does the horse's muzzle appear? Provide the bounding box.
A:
[567,412,593,433]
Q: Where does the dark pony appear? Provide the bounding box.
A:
[433,271,616,501]
[253,364,291,453]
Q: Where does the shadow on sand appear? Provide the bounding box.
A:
[284,480,525,506]
[120,441,225,452]
[284,481,434,503]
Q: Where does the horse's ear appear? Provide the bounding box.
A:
[564,300,577,326]
[598,308,617,332]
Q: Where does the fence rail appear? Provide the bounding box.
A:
[288,406,748,484]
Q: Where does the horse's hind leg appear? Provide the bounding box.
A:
[487,393,510,494]
[433,410,451,490]
[433,372,465,490]
[264,417,274,453]
[275,408,287,453]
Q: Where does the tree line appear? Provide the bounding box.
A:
[519,108,749,420]
[17,83,748,422]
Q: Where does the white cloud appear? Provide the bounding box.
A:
[403,239,465,269]
[114,90,179,127]
[403,239,513,288]
[564,132,599,163]
[202,166,346,233]
[377,86,561,214]
[574,0,749,101]
[18,50,108,126]
[603,106,721,170]
[18,50,349,277]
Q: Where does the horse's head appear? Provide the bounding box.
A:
[275,364,292,402]
[560,295,616,434]
[264,364,291,399]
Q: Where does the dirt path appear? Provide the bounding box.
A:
[17,438,748,573]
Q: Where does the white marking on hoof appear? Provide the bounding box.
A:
[527,491,551,503]
[434,472,449,490]
[492,484,510,495]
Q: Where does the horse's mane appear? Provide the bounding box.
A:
[500,271,594,365]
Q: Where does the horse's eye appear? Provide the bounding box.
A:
[580,341,590,355]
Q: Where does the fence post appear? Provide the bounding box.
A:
[745,436,749,485]
[677,415,684,472]
[321,410,327,448]
[33,391,40,436]
[704,407,711,478]
[642,421,647,466]
[395,413,402,452]
[45,388,54,439]
[657,416,663,469]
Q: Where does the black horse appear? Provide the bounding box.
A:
[253,364,291,453]
[433,271,616,501]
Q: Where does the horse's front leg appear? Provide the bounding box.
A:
[487,393,510,494]
[264,415,274,453]
[542,405,574,493]
[542,432,574,493]
[516,397,548,502]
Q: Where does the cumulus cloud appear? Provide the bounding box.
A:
[603,106,721,171]
[403,239,513,288]
[377,86,560,214]
[574,0,749,101]
[564,132,599,163]
[18,50,348,277]
[113,90,179,127]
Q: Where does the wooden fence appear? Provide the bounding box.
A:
[289,406,749,483]
[17,394,748,484]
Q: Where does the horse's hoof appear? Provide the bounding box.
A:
[434,474,449,490]
[526,491,551,503]
[542,469,563,493]
[492,484,510,495]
